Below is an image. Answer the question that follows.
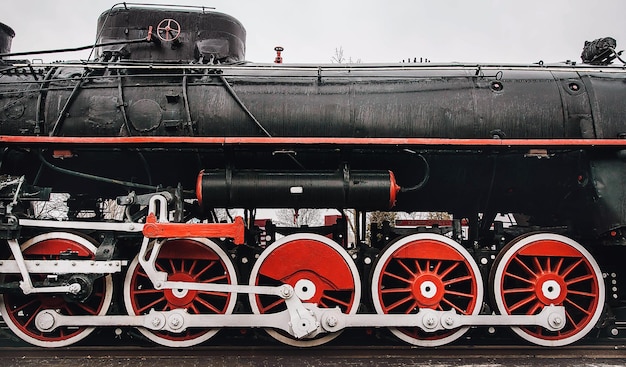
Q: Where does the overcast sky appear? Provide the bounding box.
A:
[3,0,626,64]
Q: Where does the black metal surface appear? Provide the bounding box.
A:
[0,22,14,57]
[96,5,245,63]
[8,66,615,139]
[198,168,396,210]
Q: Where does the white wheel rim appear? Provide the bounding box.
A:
[492,233,605,347]
[371,233,483,347]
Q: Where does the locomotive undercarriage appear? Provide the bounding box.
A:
[0,143,619,348]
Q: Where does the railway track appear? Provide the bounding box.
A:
[0,345,624,367]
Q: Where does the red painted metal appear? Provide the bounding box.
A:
[142,214,245,245]
[253,237,357,313]
[2,135,626,148]
[258,239,354,290]
[388,171,401,208]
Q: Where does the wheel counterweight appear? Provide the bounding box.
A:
[248,234,361,347]
[490,233,605,346]
[123,238,237,347]
[371,233,483,347]
[0,232,113,347]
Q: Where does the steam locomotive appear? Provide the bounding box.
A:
[0,4,624,348]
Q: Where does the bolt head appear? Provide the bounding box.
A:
[326,316,338,328]
[424,316,436,327]
[553,316,562,325]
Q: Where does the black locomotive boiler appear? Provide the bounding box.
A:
[0,4,624,348]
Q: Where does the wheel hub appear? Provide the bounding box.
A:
[536,276,566,305]
[164,274,198,308]
[294,278,317,301]
[412,274,445,308]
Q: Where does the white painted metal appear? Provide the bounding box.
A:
[34,305,566,338]
[0,259,125,274]
[19,218,144,232]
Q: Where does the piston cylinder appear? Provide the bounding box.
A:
[196,169,400,210]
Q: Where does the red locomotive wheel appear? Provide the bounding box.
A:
[248,234,361,347]
[371,233,483,347]
[0,233,113,347]
[490,233,605,346]
[124,238,237,347]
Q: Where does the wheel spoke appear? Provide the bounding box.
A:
[188,260,198,276]
[322,293,351,308]
[201,274,228,284]
[132,288,164,295]
[443,274,473,286]
[441,296,465,314]
[567,289,596,298]
[193,261,217,280]
[565,310,580,329]
[385,295,414,312]
[259,298,284,313]
[169,259,177,273]
[195,297,223,314]
[564,297,592,316]
[383,270,412,284]
[397,259,416,277]
[527,302,543,315]
[445,289,475,299]
[7,298,39,314]
[381,287,412,294]
[503,287,535,294]
[504,271,535,284]
[74,302,98,315]
[432,260,442,275]
[565,274,595,285]
[136,297,166,313]
[559,258,584,278]
[513,256,538,278]
[413,259,422,274]
[532,257,544,274]
[507,294,536,312]
[23,304,44,329]
[404,300,418,314]
[437,262,460,279]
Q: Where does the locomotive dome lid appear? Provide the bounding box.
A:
[0,22,15,56]
[96,5,246,63]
